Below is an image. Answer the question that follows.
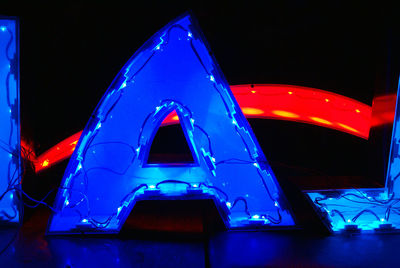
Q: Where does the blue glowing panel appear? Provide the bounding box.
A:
[307,78,400,233]
[48,14,295,234]
[386,79,400,196]
[0,18,20,225]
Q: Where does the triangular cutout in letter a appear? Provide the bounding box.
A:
[147,110,196,164]
[48,13,295,234]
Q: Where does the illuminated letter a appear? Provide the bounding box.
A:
[48,14,295,234]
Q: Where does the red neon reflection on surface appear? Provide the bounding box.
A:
[32,84,396,173]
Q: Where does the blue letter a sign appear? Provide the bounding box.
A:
[48,14,295,234]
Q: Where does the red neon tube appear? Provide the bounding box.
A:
[32,84,393,172]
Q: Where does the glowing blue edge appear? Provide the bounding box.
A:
[0,17,21,226]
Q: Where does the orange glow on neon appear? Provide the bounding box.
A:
[337,123,359,133]
[272,110,300,118]
[309,116,332,125]
[241,107,264,115]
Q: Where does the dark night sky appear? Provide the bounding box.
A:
[1,1,400,187]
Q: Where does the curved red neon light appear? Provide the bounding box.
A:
[29,84,395,172]
[232,84,371,138]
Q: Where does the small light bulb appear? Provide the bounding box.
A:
[188,32,193,37]
[192,184,198,188]
[82,219,88,223]
[0,26,6,32]
[226,202,232,208]
[209,75,215,82]
[149,185,156,189]
[380,218,385,222]
[347,219,351,223]
[252,215,260,219]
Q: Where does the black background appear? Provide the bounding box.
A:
[1,0,400,192]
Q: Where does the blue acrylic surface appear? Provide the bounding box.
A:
[0,18,20,225]
[307,78,400,233]
[48,14,295,234]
